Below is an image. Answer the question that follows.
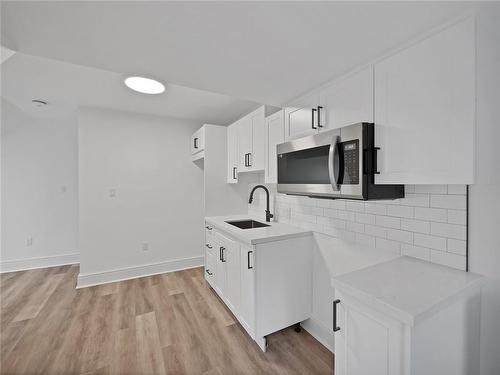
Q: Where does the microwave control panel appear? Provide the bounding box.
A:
[341,140,359,185]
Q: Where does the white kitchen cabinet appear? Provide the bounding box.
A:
[239,245,255,335]
[284,90,320,140]
[190,126,205,158]
[332,256,483,375]
[334,290,404,375]
[319,66,374,130]
[204,219,312,351]
[226,123,239,183]
[265,109,285,184]
[374,17,475,184]
[204,224,216,287]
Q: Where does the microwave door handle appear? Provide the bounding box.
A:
[328,136,341,191]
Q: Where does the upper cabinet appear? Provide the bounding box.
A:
[284,91,320,140]
[226,123,239,184]
[190,126,206,161]
[265,110,285,184]
[227,106,267,180]
[319,66,374,129]
[374,17,475,184]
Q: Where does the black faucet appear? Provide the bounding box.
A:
[248,185,274,222]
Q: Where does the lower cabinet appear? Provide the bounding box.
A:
[333,287,481,375]
[204,222,312,351]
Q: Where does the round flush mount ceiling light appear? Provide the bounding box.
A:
[124,76,165,94]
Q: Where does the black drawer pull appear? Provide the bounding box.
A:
[233,167,237,180]
[333,299,341,332]
[312,108,317,129]
[206,244,212,249]
[205,226,212,230]
[205,269,213,276]
[220,247,226,262]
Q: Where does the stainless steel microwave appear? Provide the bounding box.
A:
[276,123,404,200]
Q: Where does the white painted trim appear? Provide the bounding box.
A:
[301,316,334,353]
[0,253,79,273]
[77,256,204,288]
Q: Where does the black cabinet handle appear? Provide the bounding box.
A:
[317,106,323,128]
[333,299,341,332]
[373,147,381,175]
[205,226,212,230]
[206,244,212,249]
[247,250,253,269]
[233,167,237,180]
[244,153,248,167]
[205,269,213,276]
[194,137,198,149]
[311,108,317,129]
[219,247,222,261]
[220,246,226,262]
[248,153,252,167]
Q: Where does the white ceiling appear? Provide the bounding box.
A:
[1,52,259,124]
[1,1,476,108]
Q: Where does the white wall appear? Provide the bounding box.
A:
[77,107,204,287]
[1,99,78,271]
[469,4,500,375]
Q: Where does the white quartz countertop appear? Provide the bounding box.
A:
[205,215,312,245]
[332,256,484,326]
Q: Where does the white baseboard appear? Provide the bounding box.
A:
[77,256,204,288]
[0,253,79,273]
[301,316,334,352]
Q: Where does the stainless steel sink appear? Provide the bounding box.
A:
[225,219,270,229]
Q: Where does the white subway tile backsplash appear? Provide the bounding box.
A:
[346,221,364,233]
[253,184,466,270]
[376,238,401,253]
[447,185,467,195]
[431,222,466,240]
[387,229,413,244]
[376,215,401,229]
[330,200,346,210]
[447,209,466,225]
[345,201,365,212]
[448,238,467,255]
[338,210,356,222]
[365,202,387,215]
[414,185,447,194]
[401,218,430,234]
[400,193,430,207]
[430,194,466,209]
[365,224,388,238]
[430,250,466,270]
[414,207,448,222]
[387,205,414,218]
[401,244,431,261]
[414,233,447,251]
[355,213,376,225]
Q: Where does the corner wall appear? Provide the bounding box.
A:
[1,100,78,272]
[77,107,204,286]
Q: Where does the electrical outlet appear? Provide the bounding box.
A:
[142,242,149,251]
[26,237,33,246]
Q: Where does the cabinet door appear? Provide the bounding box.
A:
[239,245,255,336]
[237,117,252,170]
[265,110,285,183]
[191,126,205,154]
[227,124,239,183]
[224,239,240,314]
[334,291,405,375]
[319,66,374,130]
[214,233,227,298]
[284,91,320,140]
[248,107,265,172]
[374,17,474,184]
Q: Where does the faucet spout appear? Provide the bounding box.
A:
[248,185,274,222]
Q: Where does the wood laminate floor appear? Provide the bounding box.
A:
[0,265,333,375]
